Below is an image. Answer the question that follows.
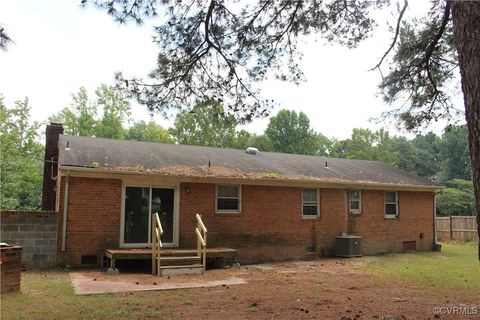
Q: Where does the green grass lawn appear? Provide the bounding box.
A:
[364,242,480,294]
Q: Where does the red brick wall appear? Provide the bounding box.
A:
[57,177,435,265]
[57,177,122,265]
[0,246,22,293]
[179,183,347,263]
[354,190,435,254]
[179,184,434,263]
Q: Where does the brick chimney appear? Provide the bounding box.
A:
[42,122,64,211]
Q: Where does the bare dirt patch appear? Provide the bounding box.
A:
[72,257,479,319]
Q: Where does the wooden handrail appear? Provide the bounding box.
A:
[152,212,163,276]
[155,229,163,246]
[195,213,207,272]
[155,213,163,235]
[196,213,207,233]
[152,212,208,275]
[195,228,206,246]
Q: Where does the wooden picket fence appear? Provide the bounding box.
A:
[436,216,478,242]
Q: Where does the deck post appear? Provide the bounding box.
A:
[203,232,207,272]
[157,242,161,276]
[110,257,116,269]
[197,233,201,258]
[152,213,156,275]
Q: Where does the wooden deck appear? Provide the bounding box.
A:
[104,247,237,270]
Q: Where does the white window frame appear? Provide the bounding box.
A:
[216,184,242,213]
[384,191,399,218]
[302,188,320,218]
[348,189,362,214]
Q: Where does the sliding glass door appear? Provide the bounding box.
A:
[151,188,174,244]
[123,186,175,246]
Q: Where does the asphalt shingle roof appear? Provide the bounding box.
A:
[58,135,441,189]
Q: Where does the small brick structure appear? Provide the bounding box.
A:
[0,244,23,293]
[0,211,58,268]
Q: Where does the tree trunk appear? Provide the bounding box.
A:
[451,1,480,260]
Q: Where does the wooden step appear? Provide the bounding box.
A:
[160,255,200,261]
[158,263,204,276]
[157,250,199,257]
[159,256,200,266]
[159,263,203,270]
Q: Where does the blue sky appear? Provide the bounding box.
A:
[0,0,462,139]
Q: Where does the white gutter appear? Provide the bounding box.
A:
[61,174,69,251]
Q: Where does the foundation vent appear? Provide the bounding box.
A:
[81,255,98,265]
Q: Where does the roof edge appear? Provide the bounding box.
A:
[60,165,444,192]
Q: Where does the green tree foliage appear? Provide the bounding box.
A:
[95,84,131,139]
[265,110,322,156]
[231,129,251,150]
[437,179,475,216]
[438,125,471,181]
[50,85,131,139]
[316,133,333,157]
[411,133,442,177]
[127,120,174,143]
[391,137,418,173]
[247,134,273,152]
[332,128,398,166]
[0,97,43,210]
[49,87,97,136]
[170,100,249,148]
[393,133,441,179]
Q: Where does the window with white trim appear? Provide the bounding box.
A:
[385,191,398,217]
[216,185,241,212]
[302,188,319,217]
[348,189,361,214]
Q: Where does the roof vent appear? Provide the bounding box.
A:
[245,147,259,155]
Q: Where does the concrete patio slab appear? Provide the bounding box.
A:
[69,272,247,295]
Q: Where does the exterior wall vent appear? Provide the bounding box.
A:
[245,147,259,155]
[81,255,98,265]
[403,240,417,251]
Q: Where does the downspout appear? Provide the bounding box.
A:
[61,174,70,252]
[433,191,440,250]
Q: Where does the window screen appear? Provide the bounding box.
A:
[348,190,361,214]
[217,185,240,211]
[385,191,398,216]
[302,189,319,216]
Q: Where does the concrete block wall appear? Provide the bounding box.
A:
[0,211,58,268]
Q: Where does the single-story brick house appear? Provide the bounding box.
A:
[41,123,442,266]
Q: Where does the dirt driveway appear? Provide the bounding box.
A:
[72,257,479,320]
